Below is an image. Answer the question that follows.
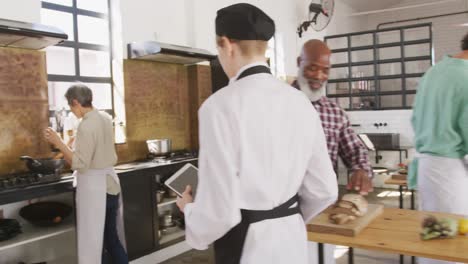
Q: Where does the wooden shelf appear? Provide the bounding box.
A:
[0,219,75,252]
[157,198,177,208]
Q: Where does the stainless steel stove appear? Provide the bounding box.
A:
[0,172,62,191]
[147,150,198,164]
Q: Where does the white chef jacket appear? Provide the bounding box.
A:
[184,62,338,264]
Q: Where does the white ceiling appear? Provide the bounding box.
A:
[345,0,404,12]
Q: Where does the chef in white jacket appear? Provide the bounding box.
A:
[176,3,338,264]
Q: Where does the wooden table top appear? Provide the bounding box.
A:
[308,208,468,263]
[384,178,408,186]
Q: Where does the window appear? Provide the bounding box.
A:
[41,0,113,114]
[325,23,432,110]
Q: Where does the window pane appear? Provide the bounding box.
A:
[78,15,109,45]
[328,82,349,95]
[330,97,350,109]
[352,65,374,78]
[352,96,376,110]
[379,62,401,76]
[330,51,348,65]
[380,95,403,108]
[48,82,112,110]
[405,44,430,57]
[41,8,74,41]
[406,94,416,107]
[48,81,75,110]
[42,0,72,6]
[352,80,374,93]
[379,79,402,92]
[351,49,373,62]
[377,30,400,44]
[46,46,75,75]
[404,27,430,41]
[351,33,372,47]
[326,37,347,50]
[405,60,431,74]
[77,0,108,13]
[378,47,401,60]
[406,77,420,91]
[79,49,111,77]
[329,66,348,80]
[87,83,112,109]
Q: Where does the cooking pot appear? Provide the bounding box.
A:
[20,201,72,227]
[160,211,174,228]
[20,156,66,175]
[146,139,172,156]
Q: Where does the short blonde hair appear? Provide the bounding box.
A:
[216,37,268,58]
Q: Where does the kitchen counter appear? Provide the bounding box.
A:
[0,158,198,206]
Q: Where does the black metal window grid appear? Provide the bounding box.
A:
[42,0,114,113]
[324,23,433,111]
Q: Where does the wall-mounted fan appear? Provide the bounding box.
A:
[297,0,335,37]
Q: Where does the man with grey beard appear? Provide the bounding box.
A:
[292,39,373,264]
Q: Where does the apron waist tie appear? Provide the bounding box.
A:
[214,194,300,264]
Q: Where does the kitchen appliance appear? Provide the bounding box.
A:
[365,133,400,149]
[0,172,66,191]
[297,0,335,37]
[146,139,172,156]
[0,18,67,49]
[19,202,72,227]
[128,41,216,65]
[20,156,66,175]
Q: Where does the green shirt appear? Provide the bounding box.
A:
[411,56,468,159]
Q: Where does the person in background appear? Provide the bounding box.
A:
[292,39,373,264]
[176,3,338,264]
[410,32,468,264]
[44,84,128,264]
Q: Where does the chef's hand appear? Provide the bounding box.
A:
[44,127,64,147]
[347,169,373,195]
[176,185,193,213]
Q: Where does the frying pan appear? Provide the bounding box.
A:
[20,156,66,175]
[20,202,72,227]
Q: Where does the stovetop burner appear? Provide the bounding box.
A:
[147,150,198,164]
[0,172,62,191]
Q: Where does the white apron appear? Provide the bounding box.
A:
[73,167,126,264]
[417,154,468,264]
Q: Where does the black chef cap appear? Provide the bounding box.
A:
[215,3,275,41]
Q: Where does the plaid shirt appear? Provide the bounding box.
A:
[292,82,372,177]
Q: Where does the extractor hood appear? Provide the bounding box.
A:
[0,18,68,50]
[127,41,216,65]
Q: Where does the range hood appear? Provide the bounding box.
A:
[128,41,216,65]
[0,18,68,50]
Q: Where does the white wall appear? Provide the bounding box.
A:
[358,0,468,62]
[118,0,362,76]
[0,0,41,23]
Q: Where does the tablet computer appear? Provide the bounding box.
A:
[164,163,199,198]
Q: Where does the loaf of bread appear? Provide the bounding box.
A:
[329,194,369,225]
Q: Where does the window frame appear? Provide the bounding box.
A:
[42,0,114,113]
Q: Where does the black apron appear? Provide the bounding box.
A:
[213,65,301,264]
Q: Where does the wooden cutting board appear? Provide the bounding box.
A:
[307,203,384,237]
[392,174,407,181]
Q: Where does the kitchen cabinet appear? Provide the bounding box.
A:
[325,23,433,110]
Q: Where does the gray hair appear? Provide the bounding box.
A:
[65,84,93,107]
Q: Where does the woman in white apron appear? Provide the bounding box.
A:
[45,84,127,264]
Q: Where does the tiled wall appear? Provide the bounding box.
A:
[336,110,416,188]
